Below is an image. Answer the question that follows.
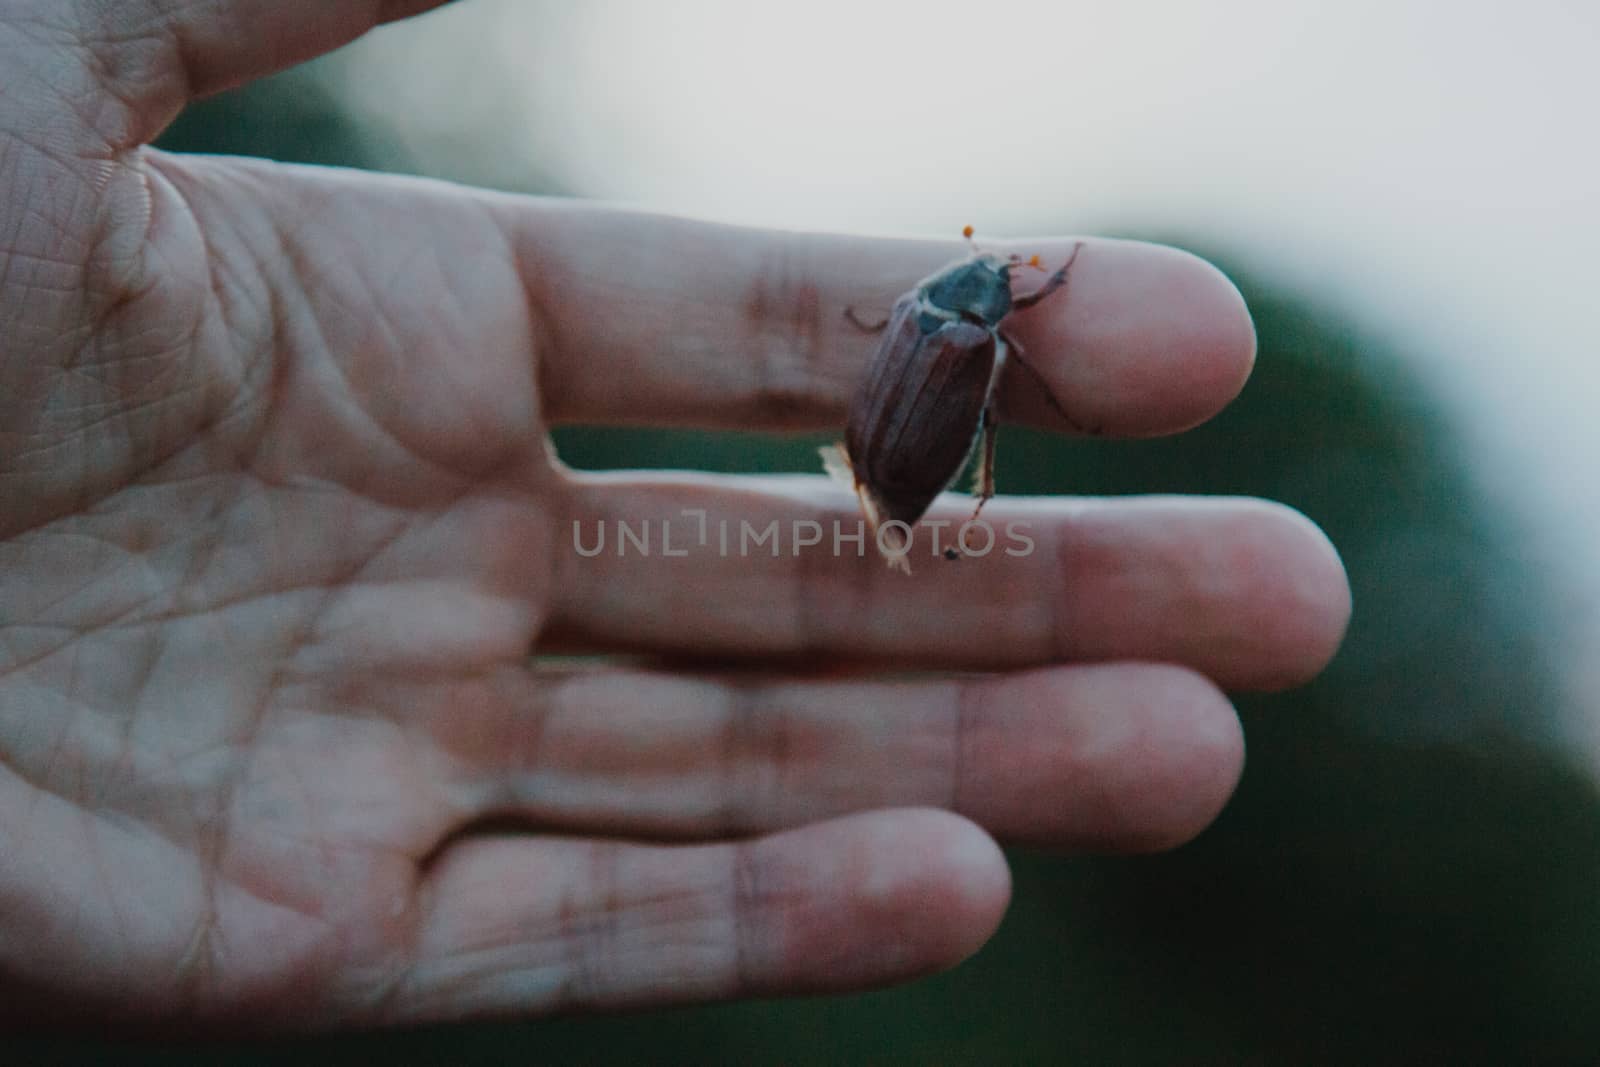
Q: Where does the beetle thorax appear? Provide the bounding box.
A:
[916,253,1013,328]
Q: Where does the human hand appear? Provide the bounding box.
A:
[0,0,1349,1030]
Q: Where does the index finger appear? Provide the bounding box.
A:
[504,203,1256,436]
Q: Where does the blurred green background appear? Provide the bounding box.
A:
[28,26,1600,1065]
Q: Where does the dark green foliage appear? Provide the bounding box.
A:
[156,66,407,172]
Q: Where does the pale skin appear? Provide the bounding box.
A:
[0,0,1350,1032]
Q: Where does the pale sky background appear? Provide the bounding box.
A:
[327,0,1600,765]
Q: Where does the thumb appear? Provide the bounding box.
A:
[13,0,457,151]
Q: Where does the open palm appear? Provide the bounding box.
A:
[0,0,1349,1030]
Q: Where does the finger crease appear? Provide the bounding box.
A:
[742,244,842,427]
[950,676,982,818]
[729,837,763,996]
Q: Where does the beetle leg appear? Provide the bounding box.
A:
[843,306,891,333]
[959,401,1000,555]
[998,327,1102,436]
[970,400,999,521]
[1011,241,1084,311]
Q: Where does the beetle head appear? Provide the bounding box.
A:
[921,253,1014,327]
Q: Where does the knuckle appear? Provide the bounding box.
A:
[740,241,845,425]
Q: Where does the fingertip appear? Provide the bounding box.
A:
[1102,664,1246,853]
[1188,251,1258,422]
[1232,500,1353,689]
[901,809,1014,969]
[755,809,1010,991]
[1069,496,1350,692]
[1003,239,1259,437]
[841,808,1012,976]
[972,665,1243,852]
[1116,242,1258,436]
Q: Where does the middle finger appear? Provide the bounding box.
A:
[543,473,1350,691]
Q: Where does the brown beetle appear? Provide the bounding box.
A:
[823,230,1083,572]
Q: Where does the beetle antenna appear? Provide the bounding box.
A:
[969,226,1048,273]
